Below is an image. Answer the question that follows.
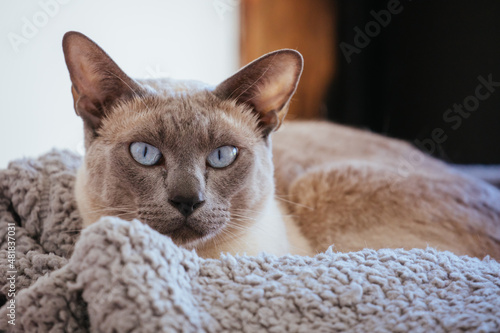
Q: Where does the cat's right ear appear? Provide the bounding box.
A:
[214,49,303,137]
[62,31,142,140]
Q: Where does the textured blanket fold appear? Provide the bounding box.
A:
[1,151,500,332]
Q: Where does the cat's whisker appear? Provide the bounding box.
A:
[230,212,257,221]
[211,233,220,253]
[212,228,242,255]
[224,221,253,235]
[84,208,136,215]
[233,207,297,219]
[275,193,302,198]
[84,204,137,214]
[220,227,240,240]
[225,222,254,232]
[230,216,256,223]
[85,211,137,218]
[274,196,314,210]
[113,212,138,218]
[225,224,248,232]
[228,216,255,224]
[84,204,137,212]
[229,219,268,234]
[232,208,262,213]
[229,220,262,232]
[61,228,84,234]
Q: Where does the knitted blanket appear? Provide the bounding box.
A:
[1,151,500,332]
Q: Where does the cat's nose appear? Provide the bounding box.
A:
[168,194,205,217]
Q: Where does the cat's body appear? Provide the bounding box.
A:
[273,121,500,259]
[65,32,500,260]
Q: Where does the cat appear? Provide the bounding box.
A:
[63,31,313,258]
[63,31,500,260]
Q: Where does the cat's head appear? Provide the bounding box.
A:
[63,31,302,248]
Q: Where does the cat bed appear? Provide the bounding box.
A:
[1,150,499,332]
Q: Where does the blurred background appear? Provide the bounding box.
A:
[1,0,500,169]
[0,0,239,168]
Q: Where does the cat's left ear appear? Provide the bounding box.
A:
[213,49,303,136]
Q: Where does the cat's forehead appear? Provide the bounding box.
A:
[100,91,260,150]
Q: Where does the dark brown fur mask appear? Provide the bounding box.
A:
[63,31,302,248]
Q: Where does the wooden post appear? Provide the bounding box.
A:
[240,0,337,120]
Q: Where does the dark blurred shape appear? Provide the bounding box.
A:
[328,0,500,164]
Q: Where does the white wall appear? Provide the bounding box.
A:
[0,0,239,168]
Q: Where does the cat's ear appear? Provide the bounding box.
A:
[213,49,303,136]
[62,31,142,138]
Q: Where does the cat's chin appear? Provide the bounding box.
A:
[167,225,214,248]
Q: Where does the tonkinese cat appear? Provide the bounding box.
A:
[63,32,500,260]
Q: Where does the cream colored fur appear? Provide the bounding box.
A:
[196,198,313,258]
[272,121,500,260]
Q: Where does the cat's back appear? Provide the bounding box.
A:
[272,120,446,193]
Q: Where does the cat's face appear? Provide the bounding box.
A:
[83,92,274,246]
[63,32,302,248]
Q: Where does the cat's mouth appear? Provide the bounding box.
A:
[138,212,226,246]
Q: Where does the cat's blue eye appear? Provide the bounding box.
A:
[130,142,162,166]
[207,146,238,168]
